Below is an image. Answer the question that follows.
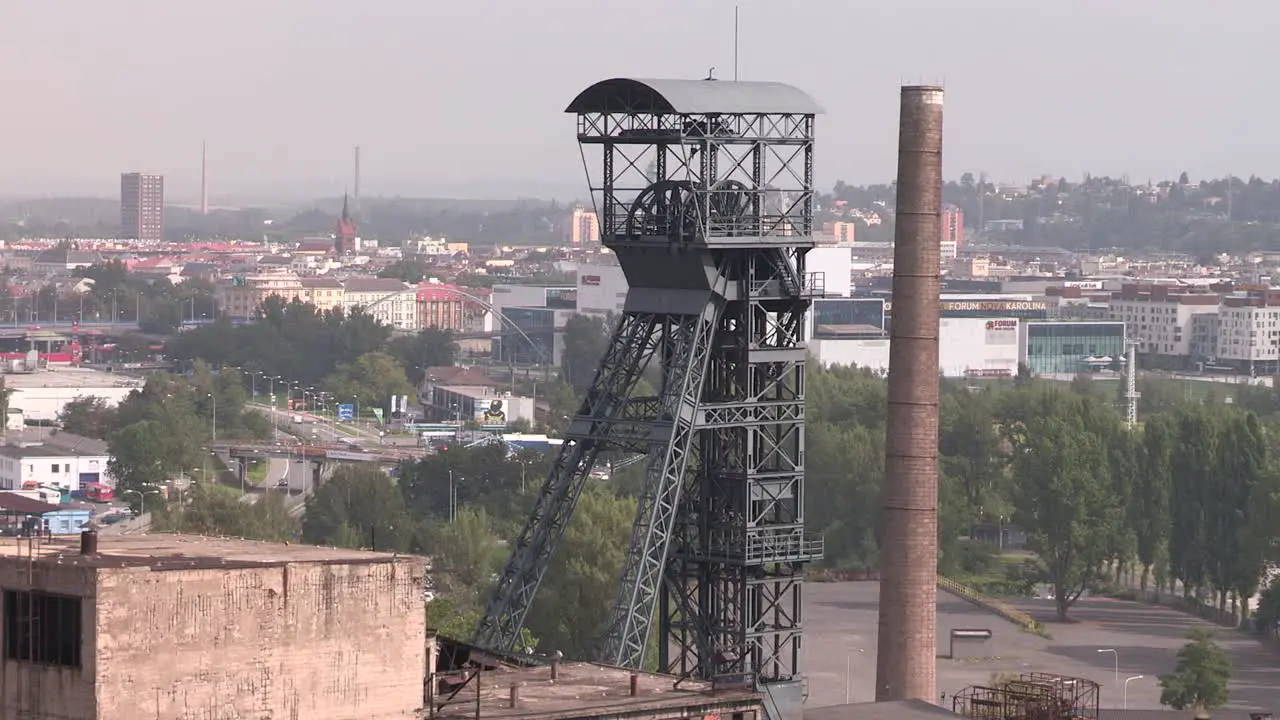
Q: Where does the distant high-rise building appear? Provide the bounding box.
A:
[570,207,599,245]
[831,221,857,245]
[941,204,964,247]
[120,173,165,242]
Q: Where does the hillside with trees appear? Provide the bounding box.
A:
[826,173,1280,256]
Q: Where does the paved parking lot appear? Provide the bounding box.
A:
[803,582,1280,712]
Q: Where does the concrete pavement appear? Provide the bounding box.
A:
[802,582,1280,712]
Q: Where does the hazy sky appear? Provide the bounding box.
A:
[2,0,1274,201]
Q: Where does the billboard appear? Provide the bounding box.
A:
[337,404,355,421]
[983,318,1019,345]
[545,288,578,308]
[479,399,507,425]
[944,301,1048,313]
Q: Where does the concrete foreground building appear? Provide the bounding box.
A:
[0,533,427,719]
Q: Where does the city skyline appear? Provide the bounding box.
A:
[4,0,1277,200]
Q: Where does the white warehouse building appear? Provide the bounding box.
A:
[6,368,144,424]
[811,316,1023,378]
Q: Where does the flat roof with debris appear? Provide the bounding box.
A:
[429,662,759,719]
[0,532,419,571]
[3,367,144,390]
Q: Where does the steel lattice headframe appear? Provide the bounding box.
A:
[473,77,825,704]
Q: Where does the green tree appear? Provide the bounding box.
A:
[166,299,392,388]
[1133,414,1173,589]
[1255,576,1280,638]
[939,390,1005,516]
[1212,412,1267,612]
[426,592,484,642]
[1009,395,1118,619]
[560,313,612,391]
[1158,628,1231,711]
[1169,407,1216,600]
[806,422,883,570]
[421,506,504,589]
[523,486,635,658]
[302,464,414,551]
[388,328,459,384]
[107,420,176,493]
[398,444,544,535]
[156,483,297,541]
[323,351,414,412]
[57,396,118,439]
[0,378,12,433]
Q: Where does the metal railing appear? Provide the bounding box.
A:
[938,576,1045,636]
[744,528,825,564]
[749,271,825,299]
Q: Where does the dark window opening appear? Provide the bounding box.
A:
[4,590,82,667]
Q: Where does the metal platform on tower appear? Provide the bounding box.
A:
[472,76,824,719]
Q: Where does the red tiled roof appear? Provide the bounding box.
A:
[416,285,489,303]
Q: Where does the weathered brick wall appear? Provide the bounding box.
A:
[95,559,426,720]
[0,560,98,719]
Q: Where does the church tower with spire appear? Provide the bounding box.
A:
[335,193,357,255]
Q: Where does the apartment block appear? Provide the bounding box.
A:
[1107,283,1219,362]
[1215,288,1280,372]
[299,277,346,313]
[569,207,599,246]
[214,269,305,320]
[119,173,164,242]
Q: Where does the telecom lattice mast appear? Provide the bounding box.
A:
[1125,338,1141,427]
[473,77,825,704]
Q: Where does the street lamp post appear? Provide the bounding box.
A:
[1123,675,1144,709]
[122,487,162,516]
[448,470,457,522]
[208,392,217,443]
[1097,648,1119,693]
[264,375,279,439]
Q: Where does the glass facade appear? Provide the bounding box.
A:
[813,298,886,335]
[495,307,556,365]
[1023,321,1126,375]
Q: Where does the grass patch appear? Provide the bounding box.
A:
[246,460,269,486]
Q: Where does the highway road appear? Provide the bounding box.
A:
[249,402,424,451]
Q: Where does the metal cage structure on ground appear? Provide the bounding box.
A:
[472,77,825,709]
[951,672,1100,720]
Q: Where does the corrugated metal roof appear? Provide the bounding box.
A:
[565,77,824,116]
[0,492,61,515]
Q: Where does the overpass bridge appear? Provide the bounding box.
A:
[209,440,422,464]
[209,440,423,498]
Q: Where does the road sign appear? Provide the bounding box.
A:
[337,403,355,422]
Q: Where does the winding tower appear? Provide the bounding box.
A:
[474,77,824,709]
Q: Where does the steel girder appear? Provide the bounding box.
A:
[472,313,661,651]
[597,301,723,667]
[659,250,822,684]
[477,88,823,712]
